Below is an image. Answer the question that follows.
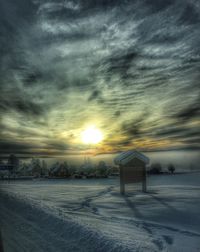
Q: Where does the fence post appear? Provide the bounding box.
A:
[142,167,147,192]
[120,166,125,195]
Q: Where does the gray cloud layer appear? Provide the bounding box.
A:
[0,0,200,155]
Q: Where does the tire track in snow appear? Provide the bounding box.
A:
[130,219,200,239]
[61,185,200,252]
[139,222,169,251]
[66,187,172,251]
[73,186,114,214]
[66,185,200,252]
[108,214,200,252]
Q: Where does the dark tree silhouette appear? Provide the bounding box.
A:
[168,164,175,174]
[7,154,19,168]
[149,163,162,174]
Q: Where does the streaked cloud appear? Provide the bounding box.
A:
[0,0,199,156]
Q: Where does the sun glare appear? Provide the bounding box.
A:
[81,126,103,144]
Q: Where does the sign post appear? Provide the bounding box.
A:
[120,166,125,195]
[142,167,147,193]
[114,150,149,195]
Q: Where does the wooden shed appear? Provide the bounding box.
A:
[114,150,149,194]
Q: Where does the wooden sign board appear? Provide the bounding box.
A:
[120,165,146,194]
[121,166,145,183]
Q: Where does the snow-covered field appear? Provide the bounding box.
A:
[0,173,200,252]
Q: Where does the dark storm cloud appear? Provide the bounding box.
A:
[114,111,121,117]
[179,2,200,25]
[120,112,149,138]
[155,126,186,137]
[0,0,200,155]
[88,90,102,102]
[103,50,139,78]
[154,125,200,139]
[0,141,37,153]
[0,98,45,117]
[121,120,142,138]
[0,0,38,65]
[43,140,69,151]
[0,138,71,156]
[23,70,44,86]
[143,0,174,13]
[182,137,200,146]
[174,103,200,121]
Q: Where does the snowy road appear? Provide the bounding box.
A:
[0,173,200,252]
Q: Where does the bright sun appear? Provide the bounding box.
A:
[81,126,103,144]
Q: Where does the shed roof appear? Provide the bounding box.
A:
[114,150,149,165]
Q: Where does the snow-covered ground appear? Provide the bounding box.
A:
[0,173,200,252]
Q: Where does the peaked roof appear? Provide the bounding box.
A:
[114,150,149,165]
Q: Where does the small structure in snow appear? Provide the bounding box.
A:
[49,162,70,178]
[114,150,149,194]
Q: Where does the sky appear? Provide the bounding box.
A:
[0,0,200,157]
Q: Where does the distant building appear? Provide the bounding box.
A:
[49,162,70,178]
[0,154,20,178]
[0,164,14,178]
[0,164,14,171]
